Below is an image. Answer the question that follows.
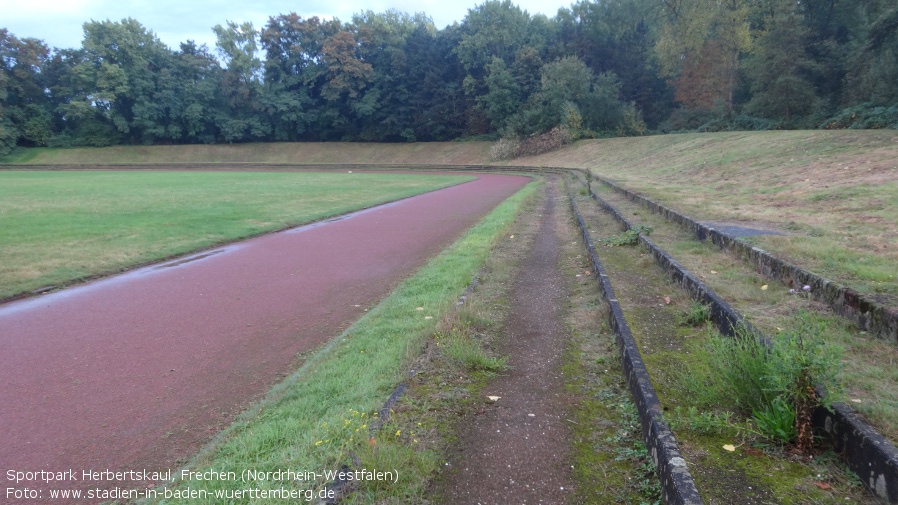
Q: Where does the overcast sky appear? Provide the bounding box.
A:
[2,0,569,52]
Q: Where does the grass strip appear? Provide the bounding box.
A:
[141,179,536,503]
[0,171,471,300]
[339,182,547,504]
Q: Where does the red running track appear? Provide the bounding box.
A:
[0,173,529,502]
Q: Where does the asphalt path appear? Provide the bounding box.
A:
[0,172,529,501]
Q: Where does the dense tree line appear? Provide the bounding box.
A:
[1,0,897,155]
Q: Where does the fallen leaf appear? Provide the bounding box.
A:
[815,482,831,490]
[761,285,768,290]
[710,270,718,274]
[368,437,376,447]
[722,444,736,452]
[487,396,500,402]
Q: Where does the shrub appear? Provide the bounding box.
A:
[822,103,898,130]
[490,137,520,161]
[616,103,648,137]
[491,125,575,161]
[516,125,574,157]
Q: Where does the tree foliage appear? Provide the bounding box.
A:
[0,0,896,152]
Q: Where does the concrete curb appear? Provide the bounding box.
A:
[567,183,703,505]
[587,186,898,503]
[593,176,898,344]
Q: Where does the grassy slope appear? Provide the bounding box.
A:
[0,171,470,300]
[1,141,492,166]
[519,131,898,306]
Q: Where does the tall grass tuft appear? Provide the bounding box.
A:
[442,326,509,374]
[683,314,843,449]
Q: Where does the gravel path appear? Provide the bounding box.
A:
[440,179,575,504]
[0,173,528,502]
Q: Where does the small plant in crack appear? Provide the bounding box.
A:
[679,300,712,327]
[603,225,653,246]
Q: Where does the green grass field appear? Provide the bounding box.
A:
[0,170,472,300]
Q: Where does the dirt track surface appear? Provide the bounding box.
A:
[440,179,575,503]
[0,173,529,502]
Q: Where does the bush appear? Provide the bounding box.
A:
[616,103,648,136]
[658,107,719,132]
[822,103,898,130]
[697,114,779,132]
[516,125,574,157]
[489,137,520,161]
[603,225,652,246]
[47,134,74,148]
[490,125,574,161]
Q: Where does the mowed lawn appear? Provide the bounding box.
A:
[0,170,472,300]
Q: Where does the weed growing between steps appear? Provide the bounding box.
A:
[676,316,843,450]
